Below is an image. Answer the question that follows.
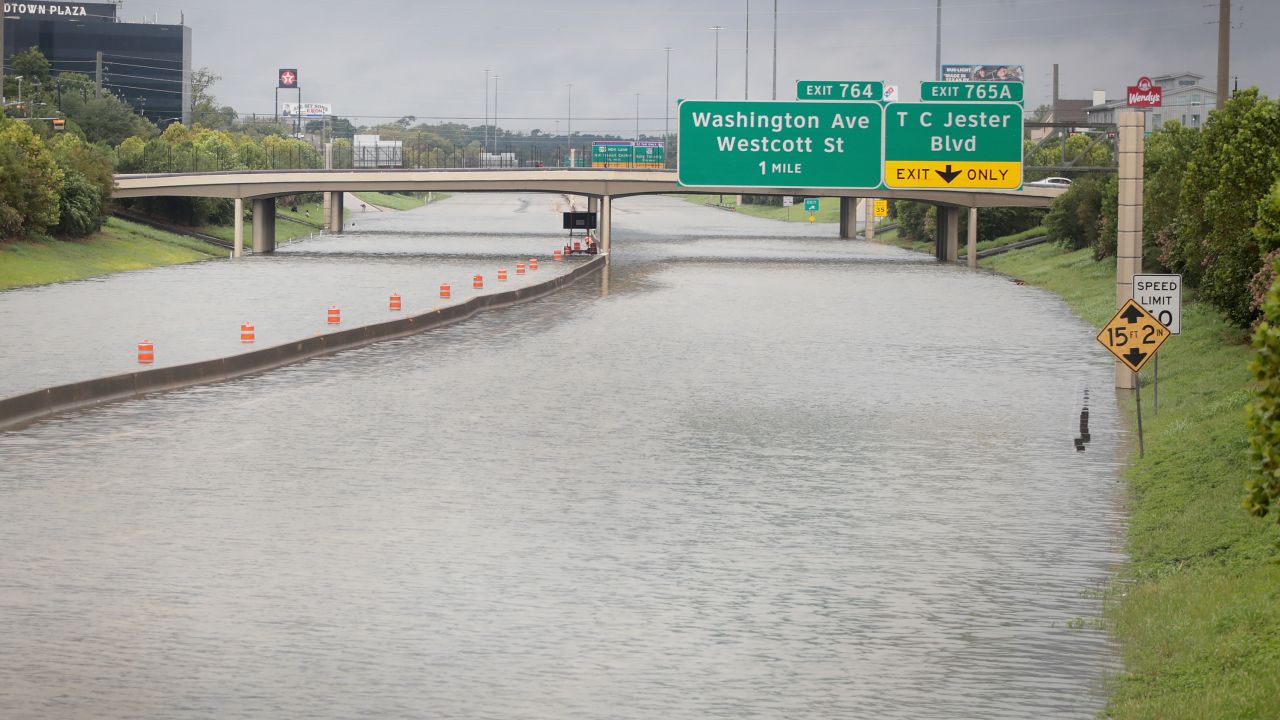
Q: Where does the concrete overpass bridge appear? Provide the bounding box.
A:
[113,168,1065,264]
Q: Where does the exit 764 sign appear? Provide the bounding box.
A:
[884,102,1023,189]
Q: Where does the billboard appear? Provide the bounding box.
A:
[278,68,298,89]
[940,64,1024,83]
[1127,76,1162,107]
[282,103,332,118]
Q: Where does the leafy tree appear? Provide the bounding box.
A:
[1045,174,1112,256]
[11,46,52,84]
[1143,121,1201,270]
[1173,89,1280,326]
[47,133,114,236]
[188,68,236,131]
[1246,252,1280,526]
[0,118,65,237]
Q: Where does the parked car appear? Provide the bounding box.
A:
[1027,176,1073,188]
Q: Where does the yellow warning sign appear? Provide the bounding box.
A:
[883,161,1022,189]
[1096,298,1170,373]
[873,199,888,217]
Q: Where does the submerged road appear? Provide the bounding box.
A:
[0,194,1126,719]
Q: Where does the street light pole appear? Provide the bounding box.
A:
[771,0,777,100]
[635,92,640,141]
[566,83,573,167]
[710,25,723,100]
[483,68,490,154]
[935,0,942,82]
[744,0,750,100]
[664,47,672,141]
[493,74,500,159]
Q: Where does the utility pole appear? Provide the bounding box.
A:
[483,68,490,154]
[566,83,572,167]
[664,47,672,140]
[635,92,640,141]
[96,51,103,98]
[771,0,777,100]
[935,0,941,81]
[493,74,500,158]
[710,25,723,100]
[744,0,750,100]
[0,13,6,104]
[1216,0,1229,110]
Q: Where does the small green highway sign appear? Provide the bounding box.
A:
[921,81,1024,103]
[676,100,882,188]
[796,80,884,102]
[804,198,820,212]
[883,102,1023,189]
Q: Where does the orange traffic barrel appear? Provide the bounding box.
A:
[137,340,154,364]
[573,240,582,251]
[440,283,452,299]
[516,262,526,275]
[328,306,341,324]
[390,293,402,311]
[498,268,508,281]
[553,250,562,261]
[241,322,255,343]
[530,258,539,270]
[473,274,484,289]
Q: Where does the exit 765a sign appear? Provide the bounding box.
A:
[883,102,1023,189]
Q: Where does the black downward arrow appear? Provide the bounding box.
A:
[1123,347,1148,368]
[937,164,962,183]
[1120,304,1146,323]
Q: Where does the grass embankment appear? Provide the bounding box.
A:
[984,244,1280,719]
[874,225,1046,256]
[201,201,329,246]
[352,191,442,211]
[682,193,845,223]
[0,218,223,291]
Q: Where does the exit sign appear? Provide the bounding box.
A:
[796,80,884,102]
[883,102,1023,189]
[921,81,1024,103]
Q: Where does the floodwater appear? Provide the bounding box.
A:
[0,193,1127,719]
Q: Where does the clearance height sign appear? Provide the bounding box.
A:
[677,99,1022,190]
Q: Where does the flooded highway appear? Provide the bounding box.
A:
[0,194,1126,719]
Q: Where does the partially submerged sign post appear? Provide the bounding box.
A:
[1097,298,1171,454]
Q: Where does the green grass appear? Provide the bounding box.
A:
[0,218,223,291]
[984,243,1280,719]
[352,191,427,211]
[974,224,1046,252]
[681,193,845,223]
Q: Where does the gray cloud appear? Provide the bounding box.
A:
[120,0,1276,134]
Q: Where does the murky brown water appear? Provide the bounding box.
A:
[0,194,1126,719]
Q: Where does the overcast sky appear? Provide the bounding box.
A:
[116,0,1278,135]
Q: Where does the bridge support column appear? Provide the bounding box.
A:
[327,191,344,234]
[839,197,857,239]
[967,207,978,270]
[252,198,276,255]
[944,207,960,262]
[587,196,599,242]
[233,198,244,258]
[1115,111,1145,390]
[600,195,612,255]
[866,203,876,241]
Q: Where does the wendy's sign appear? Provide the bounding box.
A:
[1127,76,1162,107]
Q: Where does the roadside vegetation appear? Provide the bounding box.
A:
[0,218,222,290]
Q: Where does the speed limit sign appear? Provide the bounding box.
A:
[1133,274,1182,335]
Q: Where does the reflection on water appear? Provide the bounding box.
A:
[0,194,1126,719]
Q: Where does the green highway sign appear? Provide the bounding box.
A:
[676,100,883,188]
[804,198,820,212]
[591,141,634,167]
[883,102,1023,189]
[921,81,1024,103]
[797,80,884,102]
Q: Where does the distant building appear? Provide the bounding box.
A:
[2,2,192,126]
[1085,72,1216,131]
[352,135,403,168]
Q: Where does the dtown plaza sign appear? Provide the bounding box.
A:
[2,2,108,18]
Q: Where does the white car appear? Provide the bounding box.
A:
[1027,176,1073,188]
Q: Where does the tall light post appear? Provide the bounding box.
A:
[710,25,723,100]
[493,74,501,159]
[935,0,942,82]
[483,68,490,154]
[771,0,778,100]
[566,83,573,167]
[744,0,750,99]
[664,47,672,140]
[635,92,640,141]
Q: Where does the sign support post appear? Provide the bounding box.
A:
[1115,111,1145,389]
